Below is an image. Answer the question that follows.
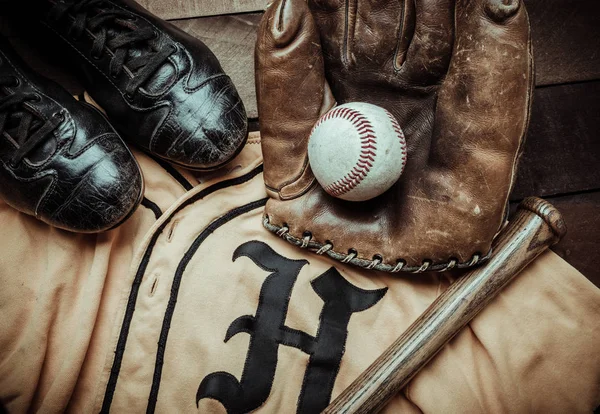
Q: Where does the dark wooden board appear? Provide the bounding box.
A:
[549,192,600,289]
[526,0,600,86]
[137,0,267,20]
[511,191,600,289]
[511,81,600,200]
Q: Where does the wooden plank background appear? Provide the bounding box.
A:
[138,0,268,20]
[511,81,600,200]
[527,0,600,86]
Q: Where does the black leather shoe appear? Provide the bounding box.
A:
[33,0,248,171]
[0,37,143,233]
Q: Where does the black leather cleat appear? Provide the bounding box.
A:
[0,37,143,233]
[34,0,248,171]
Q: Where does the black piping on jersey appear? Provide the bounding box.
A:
[141,197,163,220]
[101,164,264,413]
[147,198,268,413]
[147,153,195,191]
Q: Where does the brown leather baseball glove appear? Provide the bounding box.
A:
[256,0,533,273]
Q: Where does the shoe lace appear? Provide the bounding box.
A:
[0,76,63,166]
[50,0,176,97]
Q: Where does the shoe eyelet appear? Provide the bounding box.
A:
[10,77,20,87]
[91,52,102,61]
[152,30,159,40]
[32,93,42,103]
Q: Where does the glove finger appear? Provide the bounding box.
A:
[400,0,454,84]
[307,0,346,69]
[256,0,335,200]
[426,0,532,233]
[310,0,414,71]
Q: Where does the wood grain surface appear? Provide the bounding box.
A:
[528,0,600,86]
[511,81,600,200]
[137,0,268,20]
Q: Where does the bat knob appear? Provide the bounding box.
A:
[518,197,567,243]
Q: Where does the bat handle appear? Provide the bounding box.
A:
[324,197,566,414]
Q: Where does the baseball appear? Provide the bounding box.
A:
[308,102,408,202]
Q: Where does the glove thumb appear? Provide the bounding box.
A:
[256,0,335,200]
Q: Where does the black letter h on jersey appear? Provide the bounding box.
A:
[196,241,387,413]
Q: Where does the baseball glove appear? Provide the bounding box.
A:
[256,0,533,273]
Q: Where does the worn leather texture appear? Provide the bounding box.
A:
[0,36,143,233]
[256,0,534,272]
[30,0,248,171]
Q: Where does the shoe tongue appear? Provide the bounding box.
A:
[133,44,177,95]
[25,135,57,164]
[96,11,177,94]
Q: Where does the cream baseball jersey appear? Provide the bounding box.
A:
[1,135,599,413]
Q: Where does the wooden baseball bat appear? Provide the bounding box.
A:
[324,197,566,414]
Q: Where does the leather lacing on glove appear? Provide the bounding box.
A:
[0,75,63,166]
[48,0,176,97]
[263,219,486,273]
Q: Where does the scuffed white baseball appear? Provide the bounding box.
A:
[308,102,407,202]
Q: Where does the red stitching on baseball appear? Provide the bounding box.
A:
[311,106,377,197]
[385,110,407,156]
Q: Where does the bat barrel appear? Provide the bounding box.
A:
[324,197,566,414]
